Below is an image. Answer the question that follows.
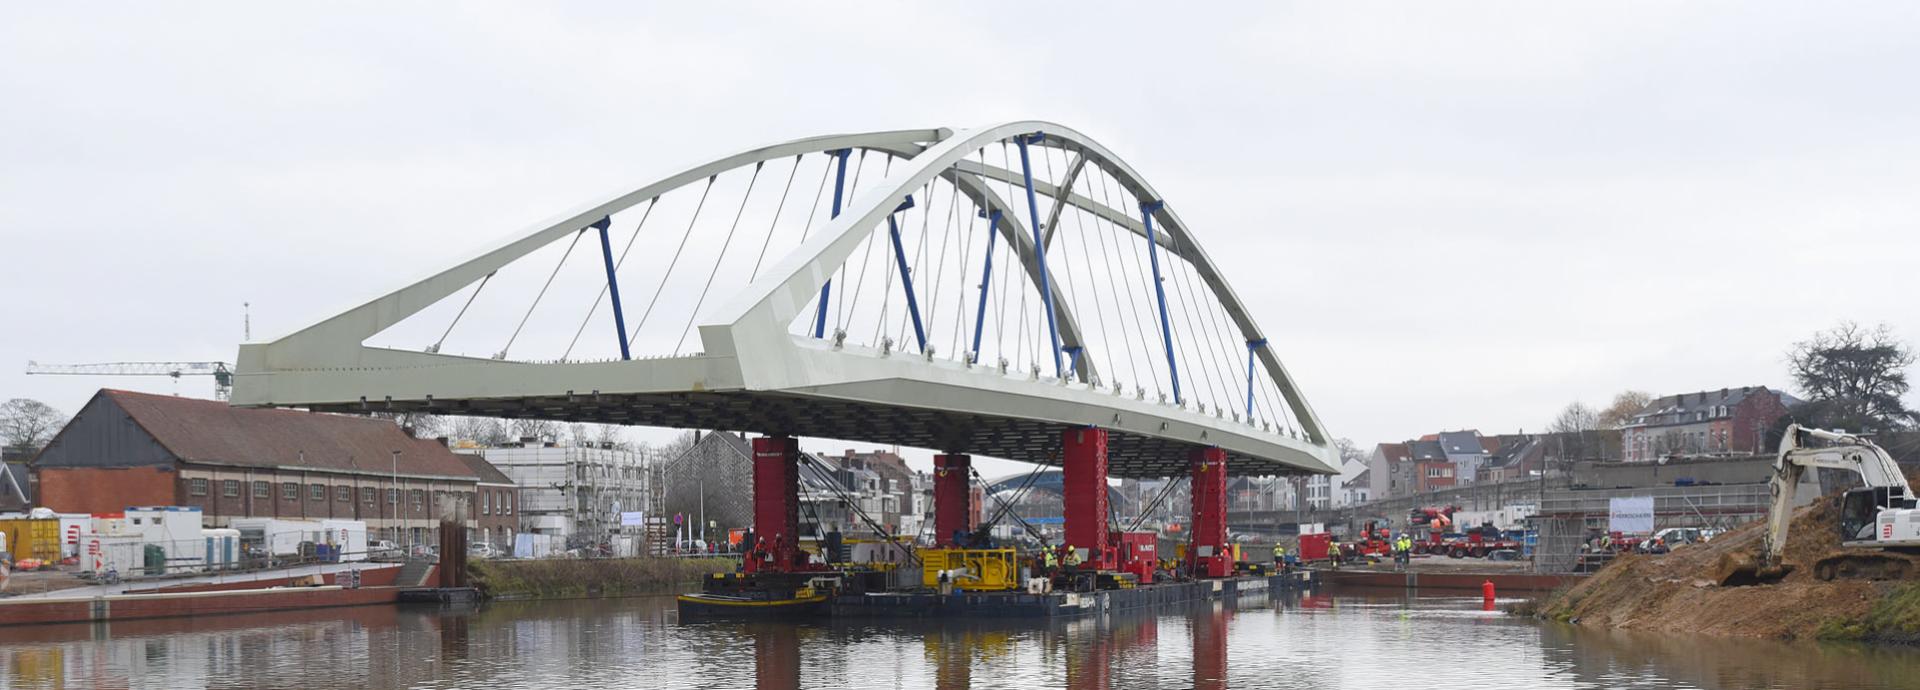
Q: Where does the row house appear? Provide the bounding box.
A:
[1620,387,1797,462]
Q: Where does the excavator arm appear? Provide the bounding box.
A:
[1761,424,1914,564]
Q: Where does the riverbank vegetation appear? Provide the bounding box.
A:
[469,557,734,599]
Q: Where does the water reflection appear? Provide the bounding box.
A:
[3,589,1918,689]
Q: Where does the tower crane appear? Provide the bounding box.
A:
[24,361,235,401]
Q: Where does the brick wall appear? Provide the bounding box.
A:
[37,466,178,513]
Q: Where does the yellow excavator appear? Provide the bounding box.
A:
[1729,424,1918,583]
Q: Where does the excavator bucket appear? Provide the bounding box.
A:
[1711,550,1792,586]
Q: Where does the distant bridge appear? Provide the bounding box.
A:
[234,122,1336,479]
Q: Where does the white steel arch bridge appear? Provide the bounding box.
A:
[233,122,1337,478]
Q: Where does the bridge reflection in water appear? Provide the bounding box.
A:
[2,591,1916,689]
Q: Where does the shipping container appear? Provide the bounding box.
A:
[0,518,61,562]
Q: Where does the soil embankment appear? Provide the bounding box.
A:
[1535,494,1920,644]
[470,557,734,600]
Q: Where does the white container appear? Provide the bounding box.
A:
[230,518,322,557]
[126,507,206,573]
[57,514,94,558]
[318,520,368,562]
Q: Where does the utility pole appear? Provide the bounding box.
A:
[392,450,405,557]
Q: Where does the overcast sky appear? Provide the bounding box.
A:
[5,3,1918,477]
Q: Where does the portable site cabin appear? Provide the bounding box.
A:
[126,506,206,574]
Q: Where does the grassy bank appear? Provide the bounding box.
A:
[469,557,735,600]
[1816,582,1920,644]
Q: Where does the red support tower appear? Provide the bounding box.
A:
[1062,426,1114,570]
[933,453,972,547]
[747,435,805,574]
[1189,446,1230,578]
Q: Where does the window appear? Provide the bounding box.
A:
[282,483,298,500]
[189,479,208,496]
[411,490,424,507]
[362,487,375,503]
[253,481,270,499]
[483,492,492,515]
[504,493,513,515]
[223,480,240,497]
[310,484,326,500]
[387,488,398,504]
[338,486,352,502]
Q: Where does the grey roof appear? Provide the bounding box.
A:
[1438,431,1484,456]
[1627,386,1798,428]
[1410,440,1448,461]
[1485,437,1540,468]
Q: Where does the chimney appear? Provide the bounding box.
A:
[1719,388,1728,399]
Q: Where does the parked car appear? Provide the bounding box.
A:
[468,543,501,560]
[369,540,402,560]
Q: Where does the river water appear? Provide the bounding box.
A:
[3,590,1917,689]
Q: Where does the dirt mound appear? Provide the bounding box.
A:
[1538,492,1920,640]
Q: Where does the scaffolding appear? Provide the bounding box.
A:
[1530,483,1772,573]
[482,444,657,548]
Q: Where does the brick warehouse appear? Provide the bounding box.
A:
[31,389,508,547]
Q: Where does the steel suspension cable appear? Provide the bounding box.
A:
[1056,146,1115,382]
[748,155,804,282]
[1165,234,1234,415]
[896,179,937,348]
[1041,146,1090,379]
[563,197,658,361]
[838,154,890,336]
[631,175,717,343]
[814,150,867,336]
[1180,237,1251,418]
[1187,257,1252,420]
[674,161,764,355]
[1099,167,1161,395]
[1068,165,1124,387]
[924,168,961,352]
[950,149,986,360]
[498,228,587,359]
[432,271,493,354]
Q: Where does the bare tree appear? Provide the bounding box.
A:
[449,416,512,446]
[0,398,65,452]
[594,424,631,450]
[1548,401,1601,462]
[1597,390,1653,428]
[1333,437,1366,466]
[1788,322,1917,432]
[507,418,561,444]
[370,411,444,439]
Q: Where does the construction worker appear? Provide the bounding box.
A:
[1063,545,1082,568]
[1042,547,1058,573]
[1272,543,1286,567]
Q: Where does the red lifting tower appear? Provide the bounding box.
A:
[1063,426,1115,570]
[746,435,807,574]
[1189,446,1230,578]
[933,453,972,546]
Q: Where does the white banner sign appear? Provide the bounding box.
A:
[619,511,647,527]
[1608,496,1655,533]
